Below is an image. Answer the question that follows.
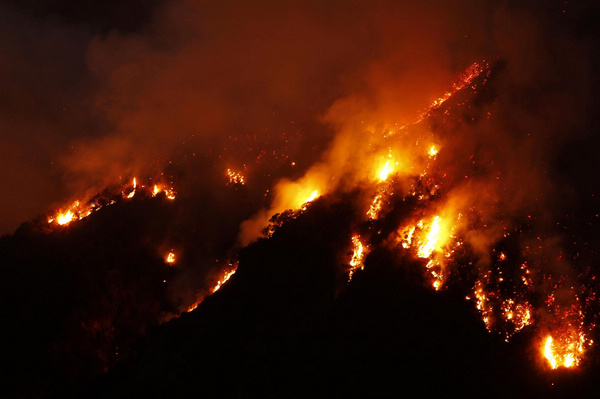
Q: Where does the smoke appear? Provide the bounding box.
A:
[1,0,593,235]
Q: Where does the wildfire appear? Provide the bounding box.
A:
[378,160,393,182]
[56,209,76,225]
[300,190,320,210]
[226,168,245,185]
[126,177,137,199]
[428,62,488,111]
[501,299,533,335]
[187,301,200,313]
[367,193,384,220]
[152,184,176,200]
[399,215,459,290]
[165,251,176,264]
[348,234,366,281]
[428,145,438,158]
[47,177,177,227]
[473,279,494,331]
[212,268,237,293]
[543,333,589,369]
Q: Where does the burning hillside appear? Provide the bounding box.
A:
[1,0,600,397]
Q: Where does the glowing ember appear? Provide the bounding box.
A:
[473,279,494,331]
[226,168,245,185]
[348,234,366,281]
[165,189,176,200]
[501,299,532,335]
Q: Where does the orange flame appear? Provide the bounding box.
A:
[212,268,237,293]
[166,251,176,264]
[543,333,589,369]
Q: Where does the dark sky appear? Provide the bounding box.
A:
[2,0,597,236]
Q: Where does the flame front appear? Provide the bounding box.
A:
[212,268,237,293]
[401,215,458,291]
[543,333,588,369]
[47,177,177,228]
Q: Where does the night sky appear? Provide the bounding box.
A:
[2,0,600,397]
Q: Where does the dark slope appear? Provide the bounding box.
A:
[0,194,180,397]
[76,196,600,399]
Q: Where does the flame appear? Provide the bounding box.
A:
[377,160,393,182]
[543,333,588,369]
[48,177,177,228]
[300,190,319,209]
[166,252,176,264]
[187,301,200,313]
[501,299,532,334]
[473,279,494,331]
[417,216,441,258]
[367,193,384,220]
[212,268,237,293]
[126,177,137,199]
[348,234,366,281]
[165,189,176,200]
[400,214,460,291]
[428,145,438,158]
[427,62,487,111]
[56,209,76,225]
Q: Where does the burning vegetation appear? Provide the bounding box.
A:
[2,1,600,396]
[35,59,598,374]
